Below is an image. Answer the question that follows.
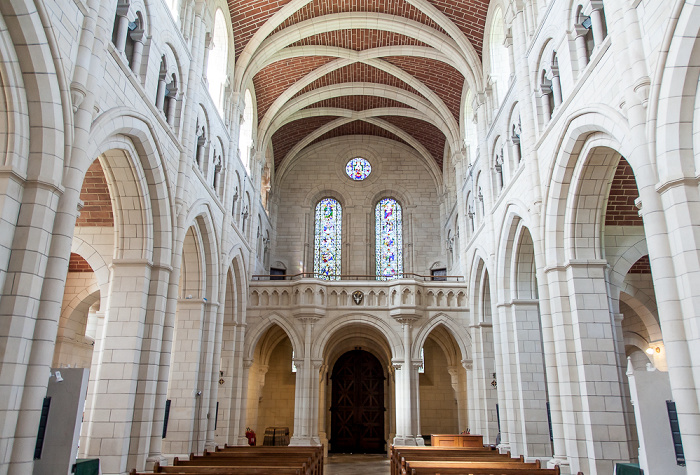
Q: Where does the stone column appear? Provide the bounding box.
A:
[81,259,152,475]
[161,298,206,458]
[392,318,423,446]
[447,365,469,432]
[166,89,178,126]
[113,0,130,55]
[574,26,590,70]
[129,29,145,75]
[236,358,253,445]
[509,300,551,460]
[550,67,563,109]
[539,85,552,123]
[155,74,167,111]
[589,0,606,47]
[290,317,322,446]
[318,364,329,451]
[545,262,630,475]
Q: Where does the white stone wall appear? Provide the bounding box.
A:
[273,137,445,276]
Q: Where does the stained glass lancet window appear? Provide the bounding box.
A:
[375,198,403,280]
[314,198,342,279]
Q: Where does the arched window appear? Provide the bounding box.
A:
[489,8,511,105]
[375,198,403,280]
[208,9,228,115]
[239,89,254,173]
[465,90,478,164]
[314,198,342,280]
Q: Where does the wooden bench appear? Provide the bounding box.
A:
[209,445,323,475]
[401,459,540,473]
[406,462,559,475]
[129,445,323,475]
[391,446,510,475]
[130,464,304,475]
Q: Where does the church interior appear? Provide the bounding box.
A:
[0,0,698,473]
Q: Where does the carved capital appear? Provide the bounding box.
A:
[461,359,473,371]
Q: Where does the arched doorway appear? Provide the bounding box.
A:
[330,350,385,453]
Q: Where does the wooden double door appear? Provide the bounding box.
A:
[330,350,386,453]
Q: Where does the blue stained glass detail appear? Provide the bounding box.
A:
[375,198,403,280]
[314,198,342,280]
[345,158,372,181]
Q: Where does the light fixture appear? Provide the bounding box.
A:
[646,348,654,355]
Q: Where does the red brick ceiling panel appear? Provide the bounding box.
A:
[383,56,464,121]
[304,95,412,111]
[628,255,651,274]
[77,159,114,227]
[271,0,448,36]
[229,0,293,60]
[605,158,643,226]
[380,115,446,168]
[253,56,336,123]
[272,116,339,167]
[308,120,409,148]
[425,0,490,57]
[68,253,94,272]
[288,29,431,50]
[294,62,421,98]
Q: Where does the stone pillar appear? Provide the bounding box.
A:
[539,85,552,123]
[113,0,130,55]
[447,365,469,432]
[290,317,321,446]
[129,29,145,75]
[236,358,253,445]
[161,298,206,458]
[155,75,167,111]
[81,260,152,475]
[468,322,498,443]
[589,0,606,47]
[550,68,563,108]
[510,300,551,460]
[545,262,630,475]
[574,26,590,70]
[318,364,329,452]
[166,89,178,126]
[392,319,423,446]
[202,33,212,84]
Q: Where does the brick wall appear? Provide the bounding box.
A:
[68,253,94,273]
[76,159,114,227]
[605,158,642,226]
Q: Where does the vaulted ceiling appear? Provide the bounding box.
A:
[228,0,490,173]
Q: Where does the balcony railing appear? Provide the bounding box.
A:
[251,272,463,282]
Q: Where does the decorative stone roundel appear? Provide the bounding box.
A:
[345,157,372,180]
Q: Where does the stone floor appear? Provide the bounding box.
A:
[325,454,391,475]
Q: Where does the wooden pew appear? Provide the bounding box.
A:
[129,445,323,475]
[130,465,304,475]
[390,446,511,475]
[403,461,560,475]
[208,445,323,475]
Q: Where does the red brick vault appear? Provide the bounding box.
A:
[228,0,489,173]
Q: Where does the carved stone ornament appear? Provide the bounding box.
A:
[352,290,364,305]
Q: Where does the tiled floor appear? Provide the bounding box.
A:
[325,454,391,474]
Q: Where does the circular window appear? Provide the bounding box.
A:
[345,157,372,181]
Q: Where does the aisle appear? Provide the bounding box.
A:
[325,454,390,475]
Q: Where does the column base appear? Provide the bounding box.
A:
[236,435,250,446]
[497,443,511,455]
[547,456,571,474]
[289,435,322,446]
[145,455,167,469]
[392,435,425,446]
